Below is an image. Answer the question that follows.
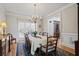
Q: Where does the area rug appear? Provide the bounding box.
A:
[16,40,32,56]
[16,39,74,56]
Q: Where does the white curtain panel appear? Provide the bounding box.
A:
[18,19,35,38]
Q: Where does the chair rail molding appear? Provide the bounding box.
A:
[61,33,78,48]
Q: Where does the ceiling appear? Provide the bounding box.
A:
[1,3,69,17]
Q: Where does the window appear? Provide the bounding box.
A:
[18,21,35,38]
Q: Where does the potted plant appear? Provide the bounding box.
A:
[32,31,37,37]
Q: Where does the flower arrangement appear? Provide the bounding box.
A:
[32,31,37,37]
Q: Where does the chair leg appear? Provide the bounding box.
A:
[46,53,48,56]
[54,50,57,56]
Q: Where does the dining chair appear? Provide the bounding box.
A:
[10,34,16,43]
[7,34,12,52]
[7,33,16,43]
[7,33,16,52]
[25,34,28,45]
[42,32,48,36]
[25,34,31,53]
[39,32,42,35]
[39,35,59,56]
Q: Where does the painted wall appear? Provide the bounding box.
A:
[6,14,19,39]
[0,4,6,21]
[36,18,44,33]
[43,4,78,49]
[62,4,78,34]
[0,4,6,34]
[61,4,78,48]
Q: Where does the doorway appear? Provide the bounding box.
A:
[53,21,60,38]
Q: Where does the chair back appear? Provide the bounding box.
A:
[42,32,48,36]
[39,32,42,35]
[25,34,31,52]
[46,35,58,55]
[25,34,29,45]
[7,34,12,52]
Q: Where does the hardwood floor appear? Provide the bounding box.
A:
[6,41,75,56]
[7,42,16,56]
[58,45,75,55]
[57,40,75,55]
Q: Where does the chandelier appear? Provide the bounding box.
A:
[32,4,41,23]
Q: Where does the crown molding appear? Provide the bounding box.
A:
[44,3,76,19]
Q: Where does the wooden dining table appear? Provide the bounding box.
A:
[28,34,47,55]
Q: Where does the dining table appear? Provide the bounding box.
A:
[28,34,47,55]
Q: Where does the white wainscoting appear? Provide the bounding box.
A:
[61,33,78,48]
